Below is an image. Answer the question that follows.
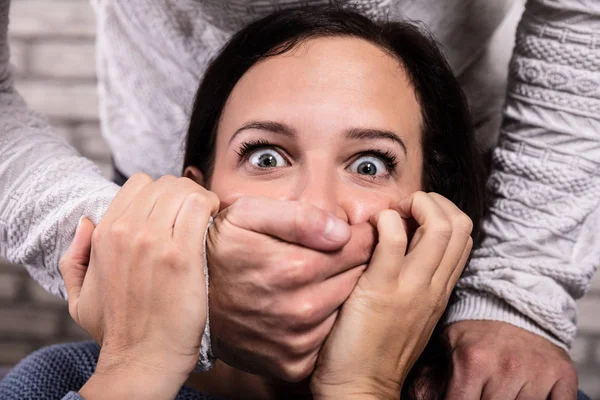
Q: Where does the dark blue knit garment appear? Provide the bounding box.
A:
[0,341,592,400]
[0,342,222,400]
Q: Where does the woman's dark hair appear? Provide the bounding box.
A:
[183,5,486,399]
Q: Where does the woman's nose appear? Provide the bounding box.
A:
[294,173,348,223]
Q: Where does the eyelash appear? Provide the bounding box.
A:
[234,139,279,162]
[235,140,399,174]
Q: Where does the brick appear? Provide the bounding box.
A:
[28,281,67,307]
[576,297,600,333]
[0,273,22,301]
[0,342,33,365]
[30,41,96,79]
[9,1,96,39]
[8,39,28,76]
[0,259,23,274]
[16,80,99,120]
[72,123,111,162]
[0,306,60,338]
[570,335,590,364]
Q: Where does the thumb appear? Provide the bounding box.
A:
[59,217,95,321]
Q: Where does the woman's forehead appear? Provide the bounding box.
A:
[221,36,422,146]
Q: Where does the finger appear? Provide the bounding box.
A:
[482,379,523,400]
[428,192,474,281]
[446,236,473,295]
[118,175,178,225]
[445,375,485,400]
[101,173,153,226]
[395,192,451,278]
[225,196,351,251]
[285,265,366,331]
[516,381,551,400]
[59,217,95,323]
[147,177,208,229]
[173,192,220,251]
[364,209,407,286]
[549,377,578,400]
[282,221,375,285]
[312,221,376,281]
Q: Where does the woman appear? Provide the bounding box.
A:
[0,6,590,400]
[0,8,483,399]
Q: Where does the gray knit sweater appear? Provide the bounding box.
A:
[0,0,598,351]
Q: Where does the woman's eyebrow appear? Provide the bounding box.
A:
[229,120,296,144]
[345,127,407,157]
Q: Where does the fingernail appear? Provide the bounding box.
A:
[323,215,350,242]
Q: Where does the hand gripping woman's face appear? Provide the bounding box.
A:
[207,36,424,223]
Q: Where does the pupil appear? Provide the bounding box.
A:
[358,162,376,175]
[258,153,276,167]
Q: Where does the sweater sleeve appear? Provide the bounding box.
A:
[0,0,119,298]
[446,0,600,349]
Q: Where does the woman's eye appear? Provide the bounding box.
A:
[248,149,289,168]
[348,155,387,176]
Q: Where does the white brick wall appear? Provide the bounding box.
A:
[0,0,599,397]
[30,42,96,79]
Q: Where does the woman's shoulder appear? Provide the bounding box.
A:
[0,341,99,400]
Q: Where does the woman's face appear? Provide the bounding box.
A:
[205,36,423,223]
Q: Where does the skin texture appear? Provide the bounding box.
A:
[58,35,576,399]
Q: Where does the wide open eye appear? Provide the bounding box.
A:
[248,148,289,168]
[348,155,388,176]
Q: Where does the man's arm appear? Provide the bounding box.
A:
[0,0,119,298]
[447,0,600,349]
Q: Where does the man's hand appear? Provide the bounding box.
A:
[60,174,219,399]
[445,320,578,400]
[207,196,376,382]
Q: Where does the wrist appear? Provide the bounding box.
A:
[79,352,189,400]
[311,377,401,400]
[79,370,182,400]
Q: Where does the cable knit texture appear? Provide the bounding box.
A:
[446,0,600,349]
[0,0,596,353]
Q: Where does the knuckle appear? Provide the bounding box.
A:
[288,334,318,358]
[413,190,427,199]
[207,191,220,211]
[186,192,210,210]
[108,221,131,242]
[279,255,309,287]
[452,213,474,236]
[161,246,184,268]
[280,358,315,383]
[499,354,522,374]
[129,172,152,184]
[382,232,408,249]
[458,346,488,371]
[132,232,157,251]
[294,299,317,326]
[157,174,177,183]
[431,220,452,242]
